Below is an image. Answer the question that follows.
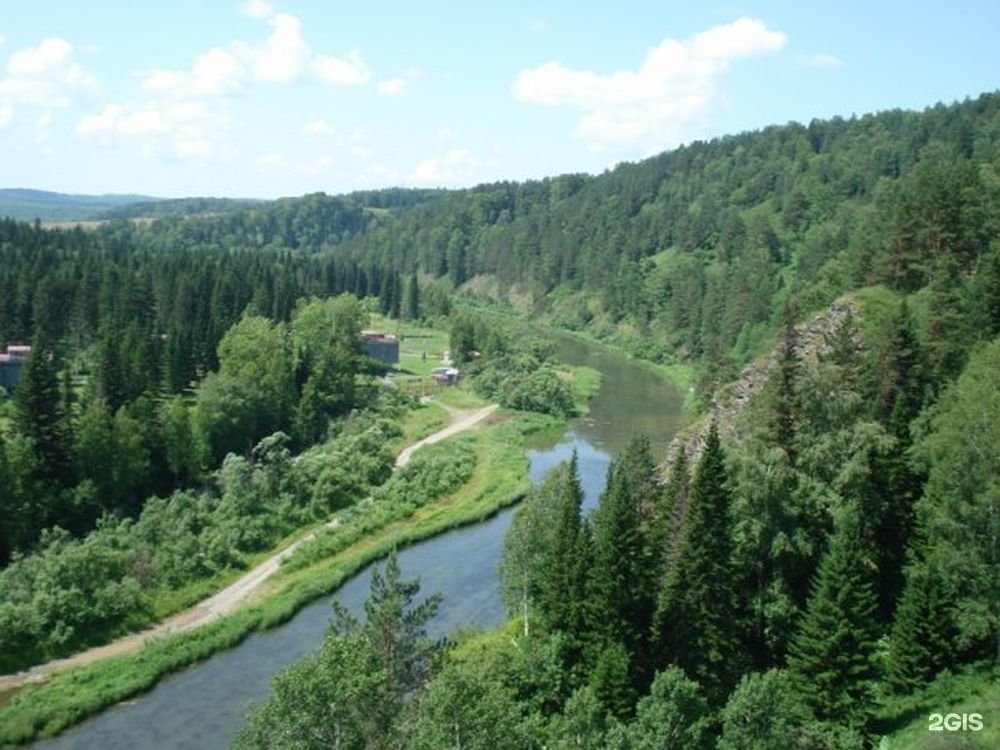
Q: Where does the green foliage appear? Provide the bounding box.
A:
[192,315,295,464]
[451,312,577,417]
[498,460,581,638]
[0,417,529,746]
[891,337,1000,680]
[236,552,440,750]
[654,423,744,704]
[718,670,811,750]
[0,415,395,672]
[408,662,533,750]
[545,686,616,749]
[284,435,474,572]
[589,640,637,719]
[15,342,71,485]
[2,91,1000,748]
[787,505,881,730]
[616,666,711,750]
[877,662,1000,748]
[587,436,658,686]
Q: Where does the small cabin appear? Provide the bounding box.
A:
[0,345,31,390]
[362,331,400,366]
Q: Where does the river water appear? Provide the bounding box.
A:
[33,334,684,750]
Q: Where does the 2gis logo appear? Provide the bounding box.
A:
[928,713,984,732]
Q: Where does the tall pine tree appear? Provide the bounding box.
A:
[587,440,649,680]
[787,504,880,729]
[653,422,743,704]
[15,339,72,486]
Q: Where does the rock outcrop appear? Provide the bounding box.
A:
[662,297,861,474]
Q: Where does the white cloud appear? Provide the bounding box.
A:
[375,66,421,96]
[77,6,375,160]
[303,118,336,135]
[142,47,245,97]
[76,99,230,159]
[412,148,478,185]
[376,77,406,95]
[528,19,547,33]
[239,11,311,83]
[230,12,370,87]
[240,0,274,20]
[435,126,457,142]
[254,150,336,176]
[255,151,287,169]
[140,9,368,94]
[312,51,370,86]
[512,17,786,153]
[0,37,97,109]
[34,110,52,145]
[0,105,11,127]
[300,121,371,154]
[8,37,72,76]
[800,52,844,69]
[312,154,334,172]
[358,163,401,187]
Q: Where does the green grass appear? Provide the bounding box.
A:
[432,385,489,410]
[367,313,452,378]
[565,364,602,415]
[395,401,448,448]
[0,415,535,747]
[878,664,1000,749]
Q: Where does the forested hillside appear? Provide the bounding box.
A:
[1,91,998,746]
[331,92,1000,393]
[234,92,1000,748]
[0,189,155,222]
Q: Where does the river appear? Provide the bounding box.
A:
[33,333,684,750]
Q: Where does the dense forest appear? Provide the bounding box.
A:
[234,92,1000,747]
[1,91,999,746]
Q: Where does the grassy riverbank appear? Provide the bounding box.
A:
[455,298,697,411]
[0,403,575,746]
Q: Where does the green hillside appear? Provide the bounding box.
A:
[1,91,998,747]
[0,189,157,221]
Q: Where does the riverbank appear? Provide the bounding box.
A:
[0,404,499,697]
[454,297,699,413]
[0,371,599,746]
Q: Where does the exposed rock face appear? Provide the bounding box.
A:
[662,297,861,474]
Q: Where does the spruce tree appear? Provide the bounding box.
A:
[651,450,689,584]
[15,340,72,485]
[787,504,880,729]
[405,269,420,321]
[537,454,587,645]
[588,639,636,719]
[886,558,955,694]
[653,422,743,704]
[587,446,646,673]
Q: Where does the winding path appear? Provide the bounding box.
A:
[0,402,498,692]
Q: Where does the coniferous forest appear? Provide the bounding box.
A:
[1,92,999,747]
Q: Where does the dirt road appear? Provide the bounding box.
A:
[0,401,498,691]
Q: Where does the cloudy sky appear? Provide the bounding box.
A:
[1,1,997,198]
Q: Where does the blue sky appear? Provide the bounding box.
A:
[0,1,997,198]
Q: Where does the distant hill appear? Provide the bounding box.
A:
[98,196,269,220]
[0,188,158,221]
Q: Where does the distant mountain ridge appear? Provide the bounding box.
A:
[0,189,159,221]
